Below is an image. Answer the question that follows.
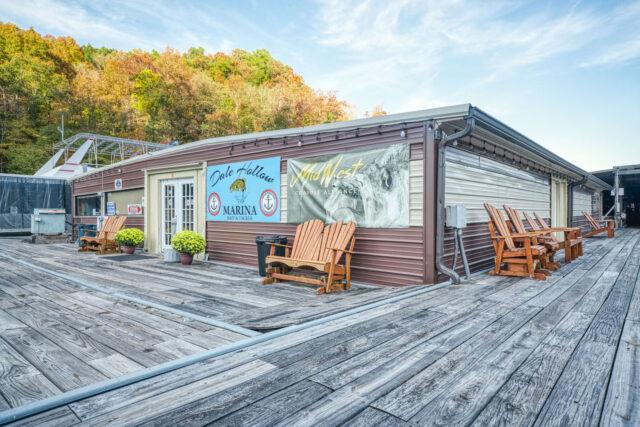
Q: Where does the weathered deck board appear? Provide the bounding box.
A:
[0,238,414,331]
[2,229,639,425]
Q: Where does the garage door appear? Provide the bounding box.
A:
[445,148,551,224]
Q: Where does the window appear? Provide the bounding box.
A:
[106,188,144,215]
[76,194,102,216]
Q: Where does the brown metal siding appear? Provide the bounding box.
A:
[206,223,423,286]
[72,122,433,286]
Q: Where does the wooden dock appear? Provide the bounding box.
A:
[1,229,638,425]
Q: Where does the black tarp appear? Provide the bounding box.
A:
[0,174,70,232]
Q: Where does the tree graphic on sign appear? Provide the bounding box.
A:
[230,178,247,203]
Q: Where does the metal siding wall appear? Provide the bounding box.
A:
[571,188,597,232]
[445,148,551,223]
[442,148,551,277]
[573,189,593,216]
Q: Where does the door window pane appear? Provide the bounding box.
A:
[182,182,194,231]
[163,184,175,246]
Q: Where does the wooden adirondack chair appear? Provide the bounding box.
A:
[583,212,615,238]
[79,216,127,254]
[262,219,356,294]
[484,203,549,280]
[504,205,560,271]
[526,212,583,262]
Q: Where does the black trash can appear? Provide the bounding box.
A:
[256,235,288,276]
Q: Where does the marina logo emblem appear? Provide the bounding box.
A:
[259,189,278,217]
[208,192,221,216]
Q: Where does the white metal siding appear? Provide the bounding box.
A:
[281,159,423,226]
[445,148,551,224]
[573,190,593,217]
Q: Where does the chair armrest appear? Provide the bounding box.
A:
[494,231,546,239]
[265,242,292,248]
[328,247,355,254]
[545,227,580,232]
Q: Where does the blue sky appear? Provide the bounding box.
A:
[1,0,639,171]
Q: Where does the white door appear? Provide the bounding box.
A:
[161,178,195,251]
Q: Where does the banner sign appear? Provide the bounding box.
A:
[206,157,281,222]
[287,144,409,228]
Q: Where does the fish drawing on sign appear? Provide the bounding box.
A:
[324,144,409,227]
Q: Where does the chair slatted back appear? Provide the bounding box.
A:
[484,203,516,251]
[583,212,600,229]
[319,221,355,263]
[503,205,527,234]
[96,216,115,240]
[104,216,127,241]
[534,212,551,230]
[523,212,542,231]
[290,219,324,260]
[525,211,559,243]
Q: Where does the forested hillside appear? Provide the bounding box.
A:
[0,23,349,174]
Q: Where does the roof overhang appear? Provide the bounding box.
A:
[70,103,611,191]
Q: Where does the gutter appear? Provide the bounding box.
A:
[435,116,476,284]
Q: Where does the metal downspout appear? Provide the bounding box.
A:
[435,117,475,284]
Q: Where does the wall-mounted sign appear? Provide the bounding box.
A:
[106,201,116,215]
[114,178,123,190]
[127,204,143,215]
[206,157,281,222]
[287,144,409,228]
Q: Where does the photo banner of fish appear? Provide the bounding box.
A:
[287,144,410,228]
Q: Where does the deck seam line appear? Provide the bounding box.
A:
[594,237,640,427]
[476,232,636,426]
[0,275,451,425]
[0,253,261,338]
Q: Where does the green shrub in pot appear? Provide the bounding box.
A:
[171,230,205,265]
[115,228,144,254]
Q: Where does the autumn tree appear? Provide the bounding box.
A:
[0,22,350,173]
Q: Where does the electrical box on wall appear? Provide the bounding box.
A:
[446,204,467,228]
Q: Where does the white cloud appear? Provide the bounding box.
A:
[312,0,640,115]
[0,0,156,49]
[581,38,640,67]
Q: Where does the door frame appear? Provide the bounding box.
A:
[144,162,206,257]
[551,176,568,239]
[160,177,195,251]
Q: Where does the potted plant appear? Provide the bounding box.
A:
[171,230,205,265]
[114,228,144,254]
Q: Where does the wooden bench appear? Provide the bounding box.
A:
[79,216,127,254]
[504,205,560,271]
[484,203,549,280]
[262,219,356,294]
[583,212,615,238]
[524,211,583,263]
